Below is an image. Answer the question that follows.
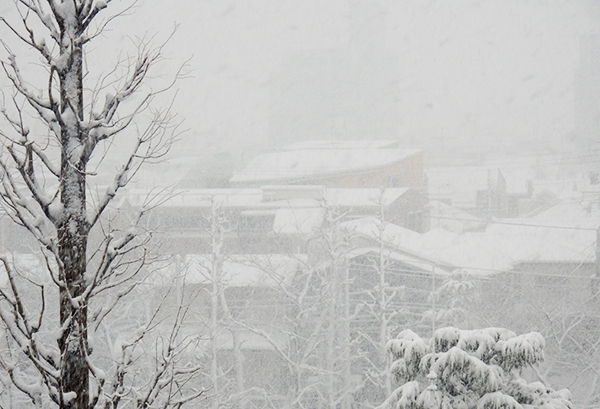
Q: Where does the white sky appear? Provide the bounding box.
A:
[121,0,600,153]
[1,0,600,159]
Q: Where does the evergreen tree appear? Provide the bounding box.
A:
[379,327,572,409]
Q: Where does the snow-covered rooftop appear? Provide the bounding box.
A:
[532,192,600,226]
[230,146,421,184]
[346,203,598,276]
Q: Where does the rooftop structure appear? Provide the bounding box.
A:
[230,141,424,188]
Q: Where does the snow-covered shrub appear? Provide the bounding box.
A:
[379,327,572,409]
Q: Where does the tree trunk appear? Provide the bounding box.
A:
[57,26,90,409]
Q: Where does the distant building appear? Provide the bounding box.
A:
[124,185,428,255]
[426,166,534,219]
[347,202,598,282]
[230,140,425,190]
[128,191,599,409]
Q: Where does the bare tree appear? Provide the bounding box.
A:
[0,1,197,408]
[473,268,600,408]
[318,203,362,409]
[241,198,362,409]
[199,197,239,409]
[349,191,404,407]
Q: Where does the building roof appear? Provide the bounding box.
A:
[531,191,600,225]
[230,146,421,184]
[345,204,598,276]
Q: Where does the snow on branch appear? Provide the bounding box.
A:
[0,0,199,406]
[387,329,428,381]
[0,256,62,405]
[85,36,168,140]
[111,292,203,409]
[12,0,61,45]
[0,52,54,113]
[88,106,180,228]
[0,161,57,250]
[380,327,572,409]
[81,0,111,32]
[0,12,53,64]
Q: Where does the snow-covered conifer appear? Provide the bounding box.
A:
[379,327,572,409]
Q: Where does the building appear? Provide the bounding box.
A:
[230,141,425,190]
[426,166,536,219]
[125,185,428,255]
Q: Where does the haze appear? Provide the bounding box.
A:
[1,1,600,408]
[122,0,600,159]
